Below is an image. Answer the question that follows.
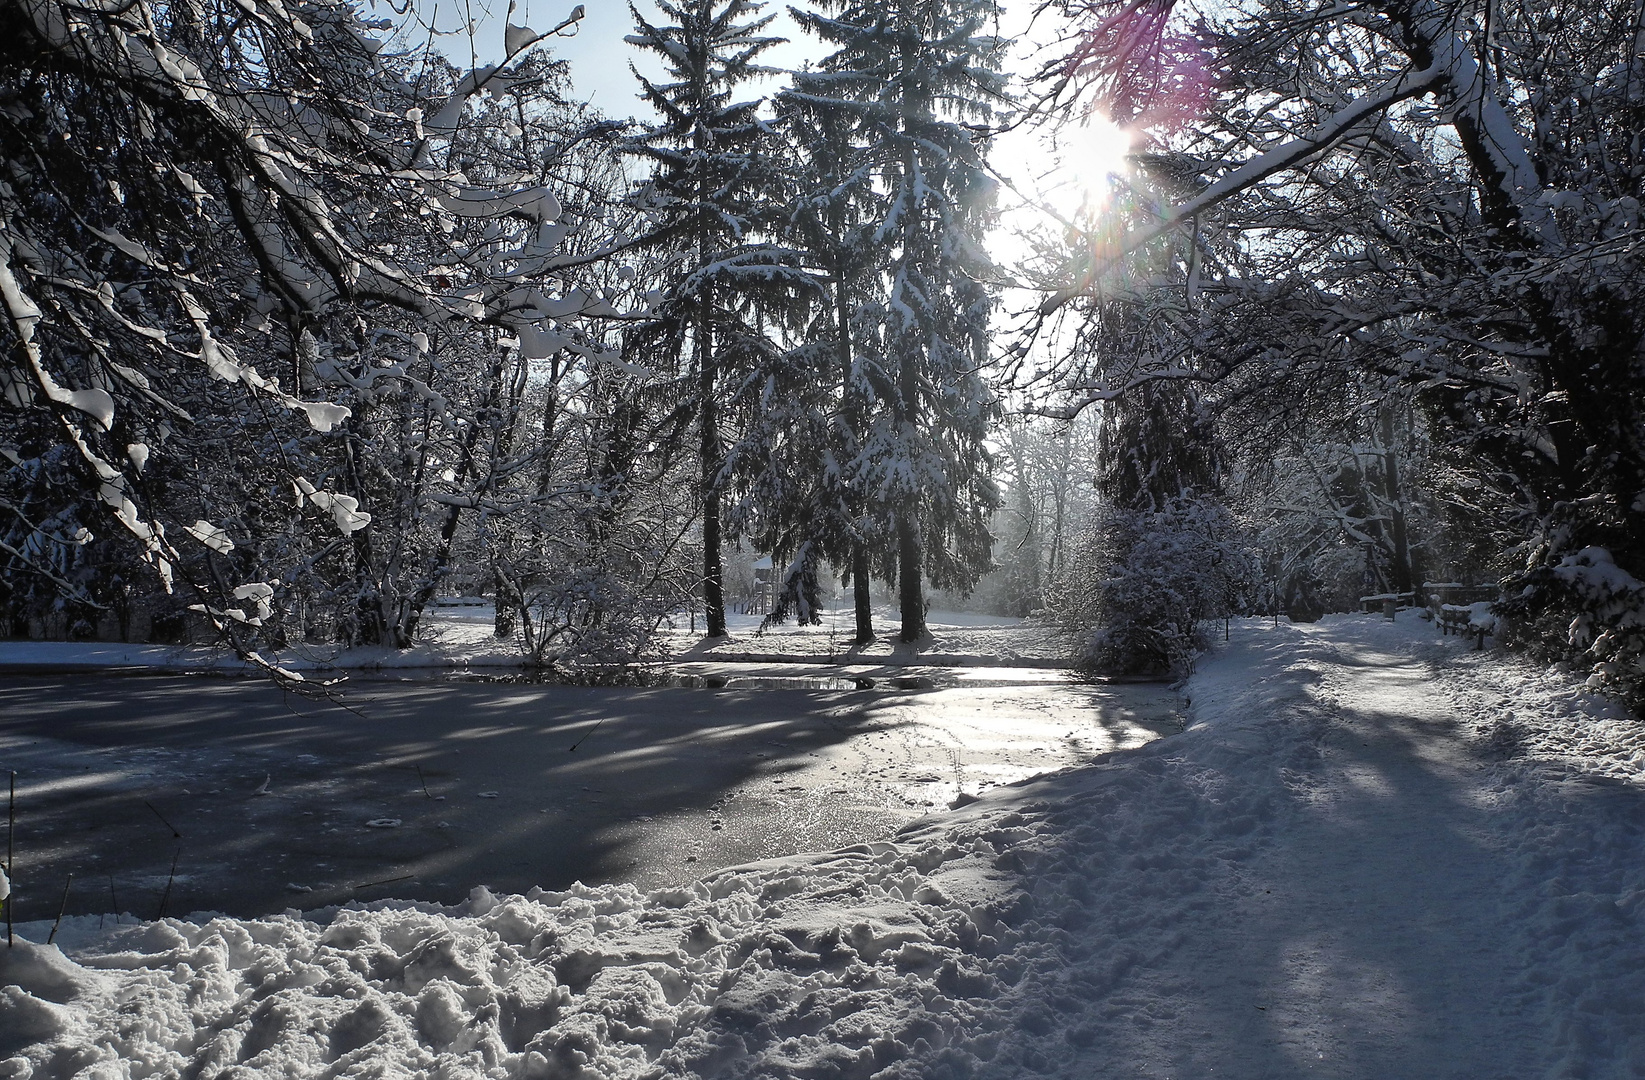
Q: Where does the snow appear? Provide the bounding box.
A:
[504,22,538,57]
[184,520,234,554]
[295,478,372,534]
[661,608,1071,668]
[3,614,1642,1076]
[0,607,1066,675]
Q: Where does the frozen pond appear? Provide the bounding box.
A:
[0,668,1181,920]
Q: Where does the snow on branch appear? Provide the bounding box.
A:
[1040,61,1448,314]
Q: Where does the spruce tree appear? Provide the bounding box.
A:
[788,0,1006,641]
[623,0,806,638]
[773,74,885,642]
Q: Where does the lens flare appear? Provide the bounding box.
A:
[1045,115,1134,225]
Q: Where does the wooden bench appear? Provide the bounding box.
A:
[1437,602,1492,648]
[1360,592,1419,616]
[1425,584,1498,607]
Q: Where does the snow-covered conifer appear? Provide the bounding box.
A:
[621,0,814,639]
[788,0,1008,641]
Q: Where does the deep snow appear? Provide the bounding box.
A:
[2,614,1642,1078]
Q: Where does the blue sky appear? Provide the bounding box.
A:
[410,0,826,121]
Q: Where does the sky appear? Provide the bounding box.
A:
[400,0,1134,234]
[397,0,1137,380]
[407,0,828,120]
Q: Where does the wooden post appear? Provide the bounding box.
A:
[47,874,71,945]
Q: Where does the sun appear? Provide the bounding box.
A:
[1048,115,1135,223]
[985,115,1136,276]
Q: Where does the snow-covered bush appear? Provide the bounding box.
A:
[513,565,673,666]
[489,493,689,666]
[1496,545,1645,713]
[1052,493,1253,676]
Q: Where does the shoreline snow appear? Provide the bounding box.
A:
[0,608,1072,677]
[2,614,1641,1078]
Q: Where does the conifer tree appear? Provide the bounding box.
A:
[772,71,885,642]
[788,0,1007,641]
[623,0,809,638]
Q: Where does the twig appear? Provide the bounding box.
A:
[143,799,182,839]
[47,873,72,945]
[352,873,414,891]
[415,764,433,799]
[568,718,605,752]
[321,685,375,721]
[6,770,13,947]
[108,874,119,926]
[156,846,180,921]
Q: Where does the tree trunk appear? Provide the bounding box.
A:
[893,12,926,645]
[897,514,924,641]
[340,414,388,647]
[699,283,726,638]
[1379,408,1413,595]
[835,272,874,645]
[852,544,874,645]
[493,570,517,637]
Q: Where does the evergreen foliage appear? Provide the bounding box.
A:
[766,61,887,640]
[787,0,1008,641]
[621,0,813,638]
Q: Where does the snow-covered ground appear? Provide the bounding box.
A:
[0,605,541,675]
[659,608,1070,668]
[3,614,1643,1078]
[0,607,1068,675]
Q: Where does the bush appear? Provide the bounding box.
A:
[1052,494,1253,676]
[1496,545,1645,714]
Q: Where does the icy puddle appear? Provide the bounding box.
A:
[0,671,1181,920]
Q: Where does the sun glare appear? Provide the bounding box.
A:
[1052,116,1134,222]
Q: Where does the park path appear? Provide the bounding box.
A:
[986,619,1645,1079]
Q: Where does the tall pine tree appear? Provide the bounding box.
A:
[773,71,886,642]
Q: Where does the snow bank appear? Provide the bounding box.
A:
[4,615,1642,1077]
[3,839,1029,1078]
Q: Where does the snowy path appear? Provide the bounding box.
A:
[1238,638,1543,1073]
[996,620,1645,1078]
[2,616,1641,1079]
[1081,633,1545,1075]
